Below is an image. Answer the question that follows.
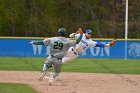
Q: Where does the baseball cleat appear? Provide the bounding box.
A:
[39,71,46,81]
[48,73,54,85]
[48,77,54,85]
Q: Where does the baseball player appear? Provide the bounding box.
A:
[30,28,82,85]
[62,28,116,63]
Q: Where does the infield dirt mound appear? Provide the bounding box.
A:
[0,71,140,93]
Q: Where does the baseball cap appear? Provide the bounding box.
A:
[85,29,92,34]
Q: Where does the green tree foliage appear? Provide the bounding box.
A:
[0,0,139,38]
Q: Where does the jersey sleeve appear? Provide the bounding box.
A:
[90,41,97,48]
[43,38,51,45]
[95,43,105,47]
[68,40,77,46]
[69,33,75,38]
[75,34,81,39]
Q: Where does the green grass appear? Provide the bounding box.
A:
[0,83,39,93]
[62,58,140,74]
[0,57,140,74]
[0,57,43,71]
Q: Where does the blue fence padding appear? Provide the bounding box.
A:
[0,38,140,59]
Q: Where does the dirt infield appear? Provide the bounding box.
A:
[0,71,140,93]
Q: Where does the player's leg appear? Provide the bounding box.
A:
[62,47,79,63]
[39,57,54,81]
[48,59,62,85]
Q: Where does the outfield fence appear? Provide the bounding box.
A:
[0,38,140,59]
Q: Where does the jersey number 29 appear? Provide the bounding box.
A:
[53,41,63,50]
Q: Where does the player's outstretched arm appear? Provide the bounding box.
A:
[29,41,44,45]
[105,39,116,47]
[95,39,116,47]
[75,28,83,34]
[69,28,83,38]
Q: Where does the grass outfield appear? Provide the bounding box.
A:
[0,83,39,93]
[0,57,140,74]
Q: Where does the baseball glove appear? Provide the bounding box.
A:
[109,39,116,46]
